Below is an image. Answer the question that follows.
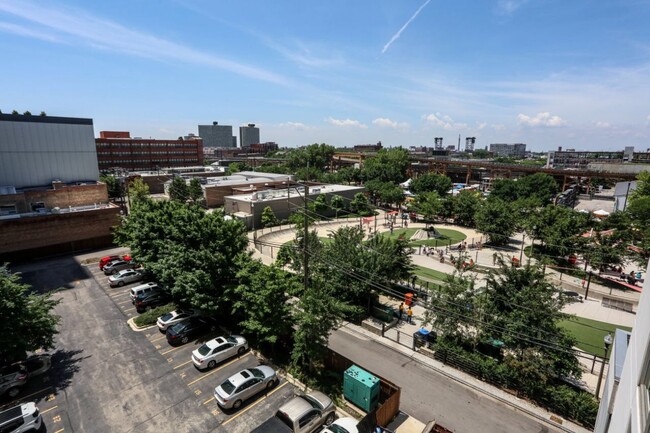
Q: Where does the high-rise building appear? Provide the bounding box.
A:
[239,123,260,148]
[434,137,443,150]
[489,143,526,158]
[198,122,235,148]
[465,137,476,152]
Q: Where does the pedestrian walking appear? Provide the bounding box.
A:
[581,278,586,288]
[398,302,404,321]
[493,252,497,265]
[406,307,413,324]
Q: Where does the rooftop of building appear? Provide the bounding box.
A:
[227,184,364,203]
[0,202,118,221]
[0,113,93,125]
[0,180,102,195]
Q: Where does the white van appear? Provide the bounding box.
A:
[130,282,160,303]
[0,402,42,433]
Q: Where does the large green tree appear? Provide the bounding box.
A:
[0,265,60,364]
[260,206,279,228]
[415,192,443,225]
[361,148,409,184]
[232,259,297,351]
[100,174,124,200]
[188,178,204,204]
[129,177,150,203]
[115,200,248,312]
[475,199,515,245]
[482,262,581,379]
[530,205,591,259]
[168,176,189,202]
[286,143,336,173]
[410,173,453,196]
[453,190,481,227]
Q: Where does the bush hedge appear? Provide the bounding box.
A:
[133,303,175,327]
[434,340,599,428]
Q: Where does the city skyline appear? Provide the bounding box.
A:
[1,0,650,151]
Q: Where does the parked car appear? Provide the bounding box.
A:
[191,335,248,370]
[135,291,171,313]
[320,417,359,433]
[0,364,28,399]
[0,355,51,399]
[562,291,584,303]
[99,254,131,270]
[0,402,42,432]
[251,391,335,433]
[130,282,161,303]
[108,269,145,287]
[166,317,217,345]
[156,309,200,332]
[103,259,135,275]
[214,366,277,410]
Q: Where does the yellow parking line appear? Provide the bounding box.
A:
[117,299,132,305]
[40,405,58,415]
[173,360,193,370]
[161,345,185,355]
[221,381,288,426]
[54,429,65,433]
[109,292,130,298]
[150,335,167,342]
[203,396,214,405]
[186,353,251,386]
[123,307,136,313]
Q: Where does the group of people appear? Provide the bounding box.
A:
[398,302,414,324]
[421,246,444,258]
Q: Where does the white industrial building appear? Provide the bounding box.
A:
[0,113,99,188]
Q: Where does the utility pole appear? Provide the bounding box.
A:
[519,234,525,263]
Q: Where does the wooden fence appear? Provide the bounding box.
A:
[324,347,401,428]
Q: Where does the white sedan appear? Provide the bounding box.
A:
[156,309,199,332]
[321,417,359,433]
[108,269,144,287]
[192,335,248,370]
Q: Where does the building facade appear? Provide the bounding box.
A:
[0,113,99,188]
[239,124,260,148]
[595,258,650,433]
[547,147,650,169]
[198,122,236,148]
[96,131,204,171]
[489,143,526,158]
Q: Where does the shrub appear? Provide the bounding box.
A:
[133,303,175,327]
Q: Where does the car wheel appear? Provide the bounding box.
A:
[208,360,216,369]
[7,387,21,398]
[267,379,276,389]
[181,336,189,344]
[233,399,242,410]
[118,281,125,287]
[237,346,246,355]
[325,413,335,425]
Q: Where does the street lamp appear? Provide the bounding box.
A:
[595,333,613,399]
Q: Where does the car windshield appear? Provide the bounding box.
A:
[161,312,174,321]
[249,368,265,379]
[226,336,237,344]
[220,379,236,395]
[302,394,322,409]
[170,322,186,333]
[327,425,350,433]
[197,344,211,356]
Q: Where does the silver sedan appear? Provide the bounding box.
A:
[214,366,277,410]
[108,269,144,287]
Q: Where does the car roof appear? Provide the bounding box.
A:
[279,392,331,419]
[206,337,227,349]
[227,369,255,388]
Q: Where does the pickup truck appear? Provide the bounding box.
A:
[251,391,335,433]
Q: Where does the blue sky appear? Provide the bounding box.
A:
[1,0,650,151]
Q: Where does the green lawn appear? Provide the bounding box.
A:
[383,227,467,247]
[559,316,632,356]
[413,265,449,283]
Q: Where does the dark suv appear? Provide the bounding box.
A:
[135,291,171,313]
[166,317,217,346]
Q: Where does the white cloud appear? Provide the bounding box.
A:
[517,112,567,127]
[382,0,432,54]
[278,121,310,130]
[0,1,288,85]
[496,0,528,15]
[594,121,611,129]
[476,122,488,130]
[423,113,468,130]
[326,117,367,128]
[372,117,409,129]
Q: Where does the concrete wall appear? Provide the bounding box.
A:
[0,182,108,213]
[0,206,121,260]
[0,115,99,188]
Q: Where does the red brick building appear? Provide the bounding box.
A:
[96,131,204,171]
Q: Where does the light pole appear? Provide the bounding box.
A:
[595,333,613,399]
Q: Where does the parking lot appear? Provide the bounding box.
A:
[6,252,301,433]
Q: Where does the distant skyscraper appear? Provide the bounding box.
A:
[465,137,476,152]
[198,122,235,148]
[434,137,443,150]
[489,143,526,158]
[239,123,260,148]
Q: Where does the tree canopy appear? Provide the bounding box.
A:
[0,265,60,364]
[475,199,515,245]
[361,148,409,184]
[410,173,453,196]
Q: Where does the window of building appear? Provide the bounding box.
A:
[0,204,17,215]
[31,202,45,212]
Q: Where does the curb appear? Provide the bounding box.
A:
[126,317,156,332]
